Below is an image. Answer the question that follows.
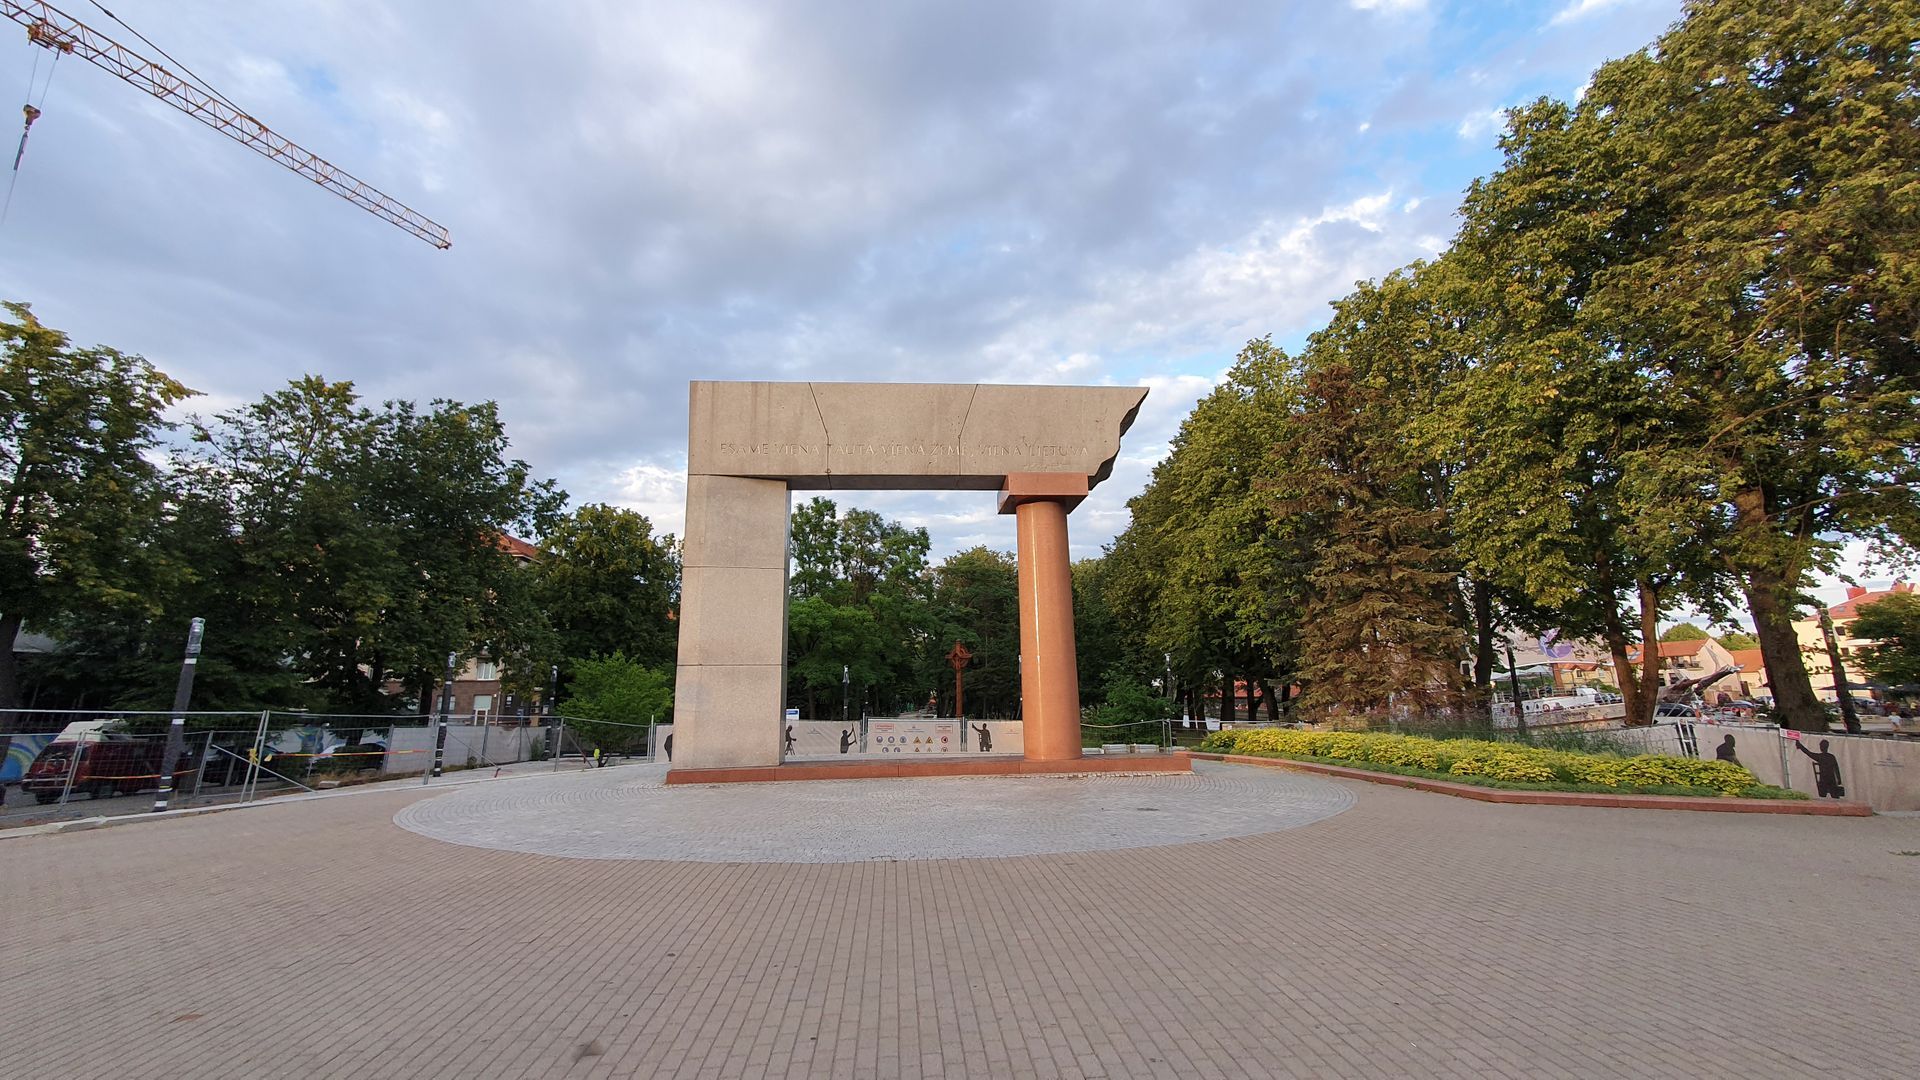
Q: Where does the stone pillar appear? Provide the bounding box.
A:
[673,474,791,770]
[1000,473,1089,762]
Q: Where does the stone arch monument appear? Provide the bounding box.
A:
[670,380,1149,775]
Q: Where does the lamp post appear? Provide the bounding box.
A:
[1505,640,1529,737]
[153,617,203,813]
[425,651,455,784]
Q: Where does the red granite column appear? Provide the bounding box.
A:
[1000,473,1090,762]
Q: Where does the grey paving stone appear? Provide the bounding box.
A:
[391,760,1356,862]
[5,762,1920,1079]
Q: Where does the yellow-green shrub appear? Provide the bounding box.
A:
[1200,728,1764,796]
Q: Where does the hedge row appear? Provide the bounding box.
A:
[1197,729,1795,798]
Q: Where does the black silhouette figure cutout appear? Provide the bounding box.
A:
[840,729,855,754]
[973,723,992,753]
[1714,734,1740,766]
[1796,738,1846,798]
[663,732,672,761]
[785,725,796,754]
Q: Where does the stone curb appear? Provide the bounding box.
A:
[664,752,1192,785]
[1189,752,1873,816]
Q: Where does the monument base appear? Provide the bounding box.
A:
[664,752,1192,786]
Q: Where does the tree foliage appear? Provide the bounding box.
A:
[563,653,672,754]
[0,303,193,718]
[1851,594,1920,688]
[539,503,678,674]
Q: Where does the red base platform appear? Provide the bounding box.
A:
[664,752,1192,785]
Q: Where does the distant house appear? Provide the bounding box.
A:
[1624,638,1742,696]
[1548,661,1611,693]
[1794,582,1913,702]
[1727,648,1769,701]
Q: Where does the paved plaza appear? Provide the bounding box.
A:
[4,761,1919,1078]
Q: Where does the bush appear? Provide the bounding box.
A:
[1198,728,1799,799]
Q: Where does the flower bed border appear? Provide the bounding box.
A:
[1192,752,1871,816]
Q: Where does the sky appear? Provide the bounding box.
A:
[0,0,1899,623]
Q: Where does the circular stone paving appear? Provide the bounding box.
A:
[392,760,1354,863]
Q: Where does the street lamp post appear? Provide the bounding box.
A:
[425,652,455,784]
[153,617,204,813]
[1505,640,1529,738]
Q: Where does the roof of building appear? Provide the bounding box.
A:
[1830,582,1913,621]
[1729,648,1765,673]
[1625,640,1711,662]
[497,534,542,562]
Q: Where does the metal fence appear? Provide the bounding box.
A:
[0,709,660,826]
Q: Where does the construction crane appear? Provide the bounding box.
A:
[3,0,450,248]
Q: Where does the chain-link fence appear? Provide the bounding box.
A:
[0,709,634,827]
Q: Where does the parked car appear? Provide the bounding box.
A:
[1654,702,1702,719]
[19,734,183,804]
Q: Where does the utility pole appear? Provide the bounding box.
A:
[152,617,203,812]
[425,652,455,784]
[1818,606,1861,734]
[842,664,850,727]
[1505,640,1528,738]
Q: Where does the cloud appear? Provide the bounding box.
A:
[0,0,1685,560]
[1551,0,1631,26]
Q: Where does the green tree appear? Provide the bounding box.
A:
[1270,346,1465,722]
[538,504,679,673]
[1718,631,1760,651]
[1661,623,1711,643]
[563,653,672,755]
[930,546,1021,718]
[1851,593,1920,688]
[1469,0,1920,728]
[0,302,194,718]
[786,498,935,716]
[1105,339,1306,726]
[1088,673,1176,744]
[168,379,563,714]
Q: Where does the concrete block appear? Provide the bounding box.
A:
[675,566,789,667]
[672,664,785,769]
[681,475,790,570]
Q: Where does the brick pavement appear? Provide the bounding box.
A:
[3,763,1918,1078]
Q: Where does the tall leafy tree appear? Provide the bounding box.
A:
[930,546,1021,718]
[171,379,564,714]
[538,504,679,672]
[1270,345,1465,721]
[786,498,935,716]
[1463,0,1920,727]
[0,303,193,718]
[1106,340,1306,724]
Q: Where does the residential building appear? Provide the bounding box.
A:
[1793,582,1912,702]
[1727,648,1769,701]
[1623,638,1743,697]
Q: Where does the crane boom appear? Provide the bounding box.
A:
[3,0,450,248]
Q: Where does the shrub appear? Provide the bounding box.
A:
[1199,728,1790,798]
